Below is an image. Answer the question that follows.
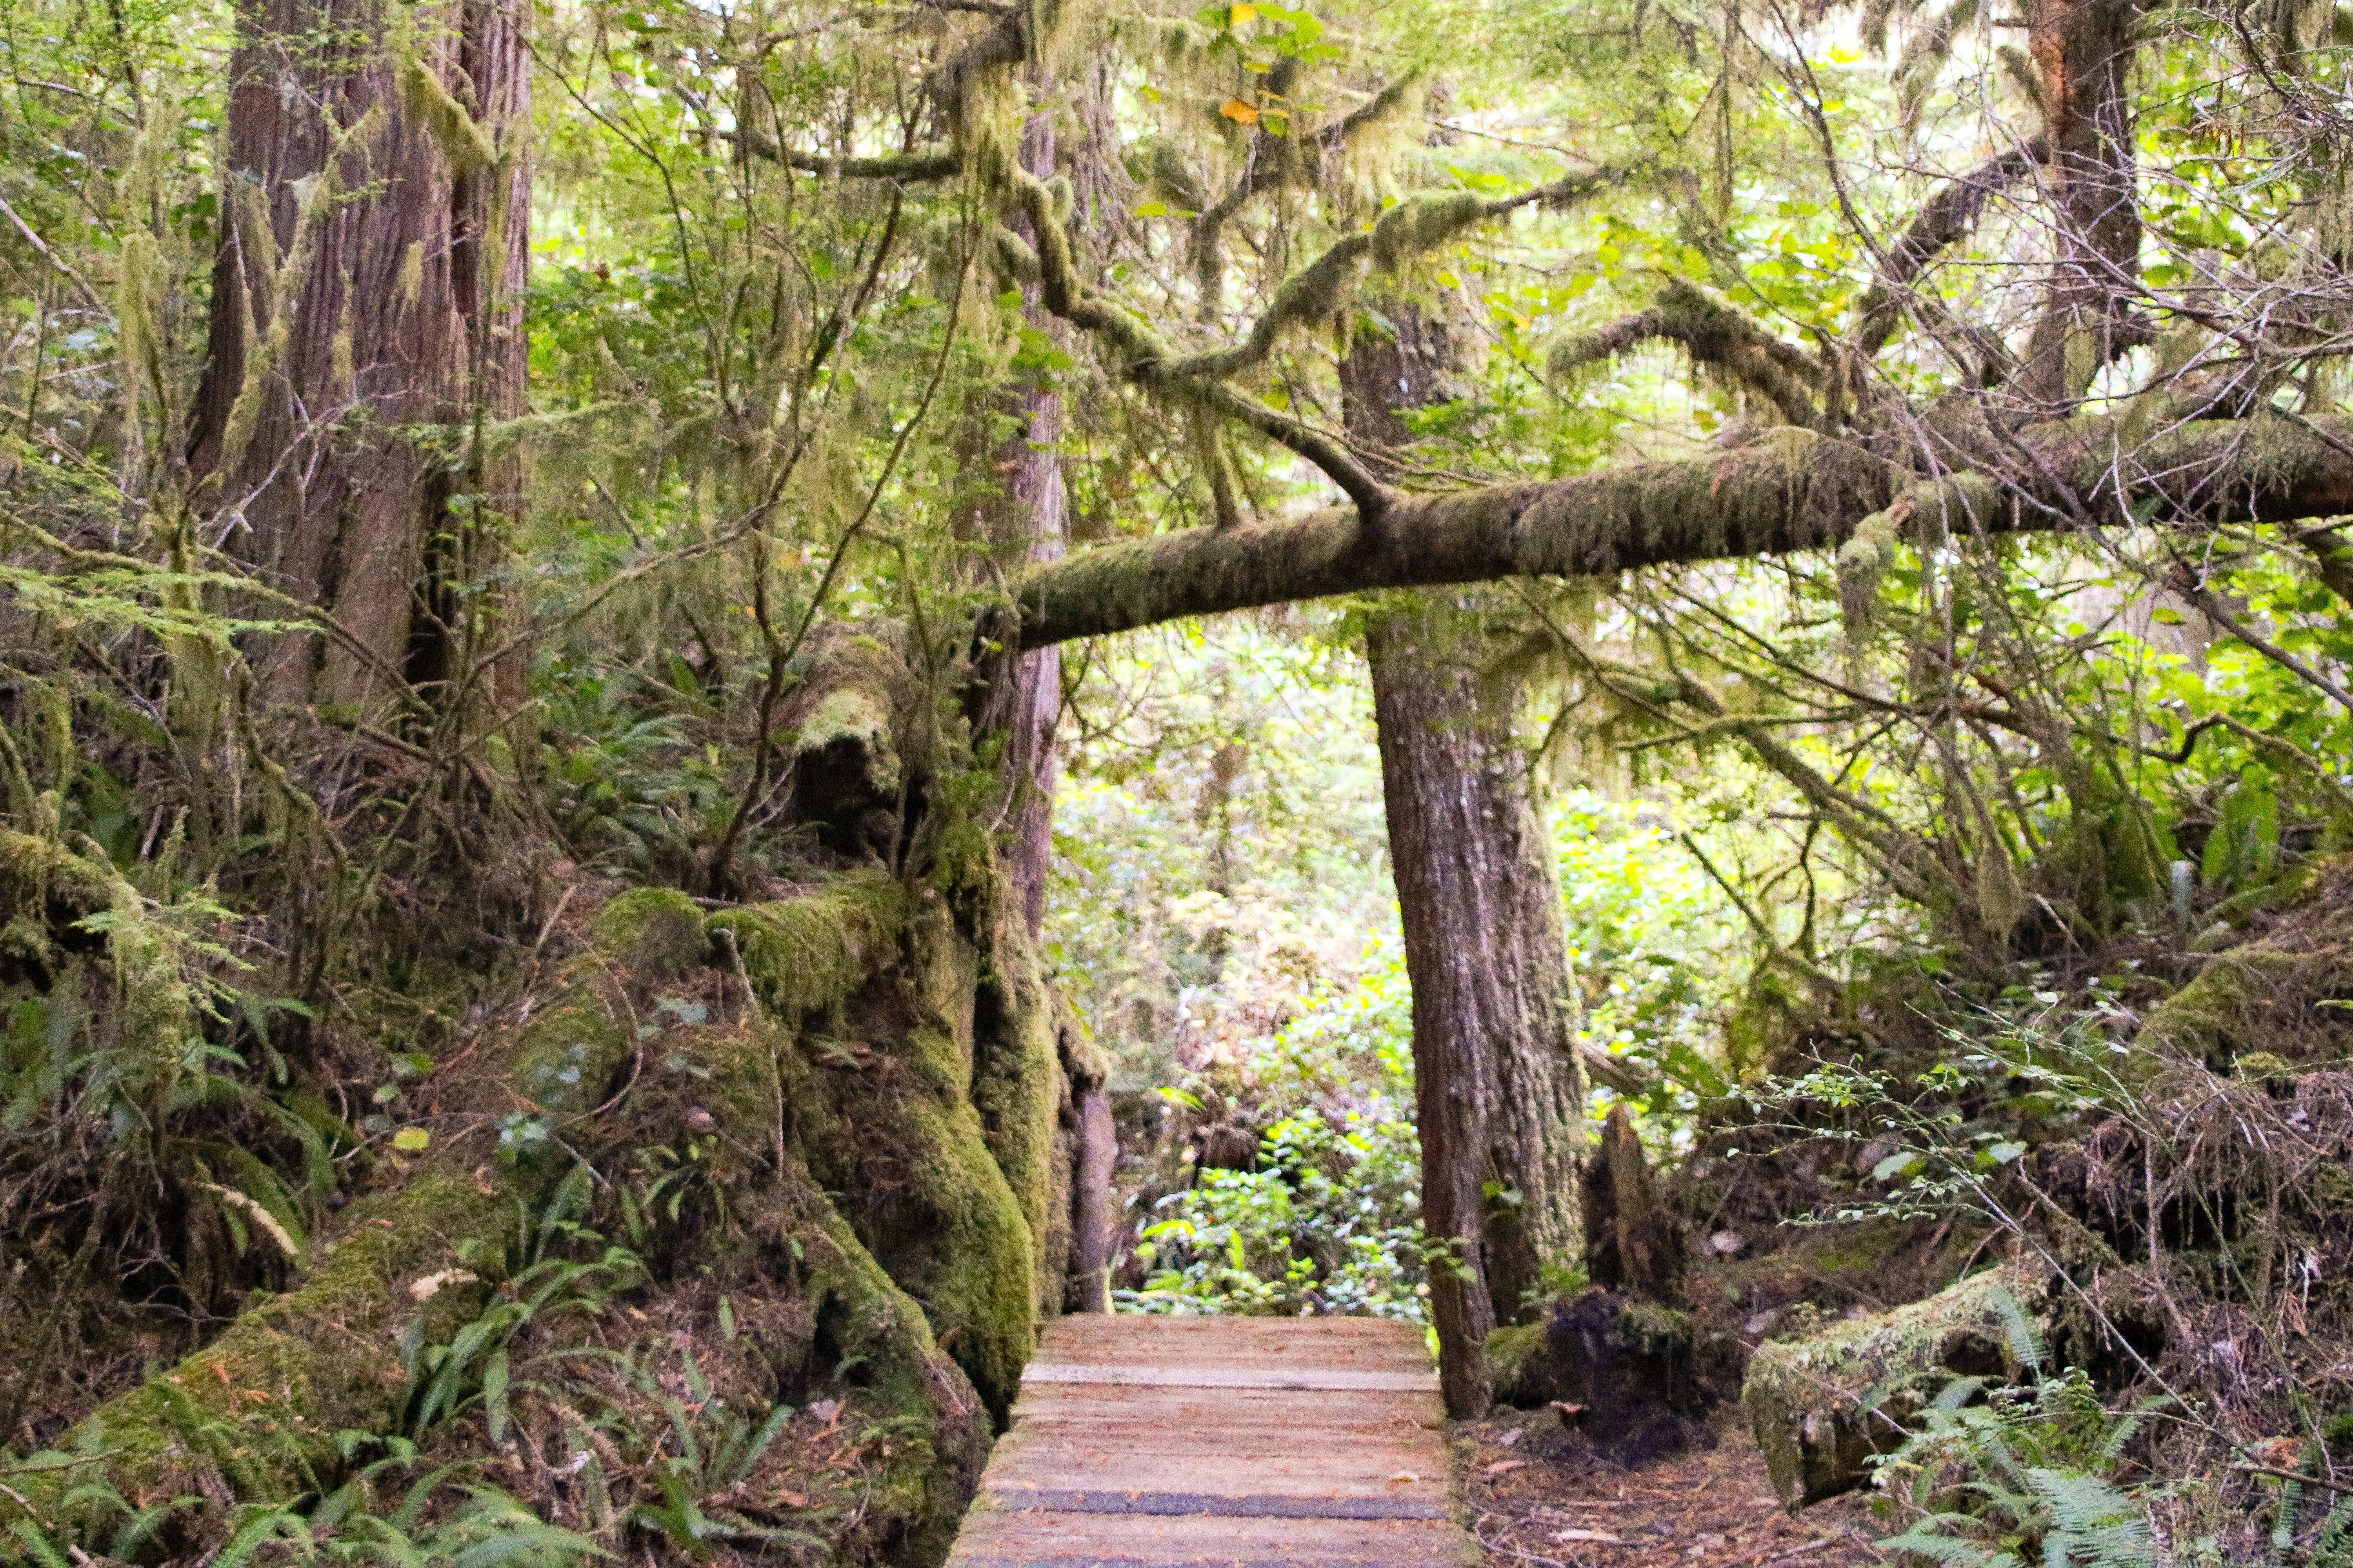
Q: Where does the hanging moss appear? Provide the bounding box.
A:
[0,831,113,980]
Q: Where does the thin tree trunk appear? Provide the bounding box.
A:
[1350,307,1585,1416]
[2018,0,2145,402]
[1071,1085,1116,1313]
[187,0,530,722]
[963,114,1066,933]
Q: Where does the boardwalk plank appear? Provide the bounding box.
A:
[944,1317,1471,1568]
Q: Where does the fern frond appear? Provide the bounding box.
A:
[2092,1395,2176,1473]
[1877,1521,2027,1568]
[1989,1286,2047,1379]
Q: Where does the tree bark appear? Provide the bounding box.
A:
[1005,416,2353,651]
[962,114,1067,936]
[187,0,530,722]
[2018,0,2147,402]
[1071,1085,1116,1313]
[1582,1102,1688,1306]
[1349,306,1585,1417]
[1366,596,1585,1415]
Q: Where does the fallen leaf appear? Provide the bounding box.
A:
[392,1126,432,1153]
[1479,1459,1529,1475]
[1388,1471,1419,1483]
[1553,1530,1626,1545]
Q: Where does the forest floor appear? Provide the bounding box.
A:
[1458,1408,1886,1568]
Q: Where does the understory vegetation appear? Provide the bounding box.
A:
[5,0,2353,1553]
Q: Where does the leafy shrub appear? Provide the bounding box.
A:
[1121,955,1429,1319]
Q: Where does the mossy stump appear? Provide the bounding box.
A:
[1486,1288,1705,1466]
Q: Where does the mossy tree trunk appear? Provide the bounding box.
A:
[186,0,531,726]
[1350,305,1585,1417]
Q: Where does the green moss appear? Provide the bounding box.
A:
[884,1025,1040,1421]
[2138,911,2353,1072]
[1742,1260,2045,1509]
[759,1160,989,1564]
[966,892,1062,1318]
[1484,1322,1548,1406]
[707,874,910,1021]
[590,887,708,984]
[3,1172,513,1528]
[0,830,114,975]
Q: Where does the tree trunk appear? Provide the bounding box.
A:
[959,105,1119,1318]
[1350,306,1585,1416]
[187,0,530,722]
[2018,0,2146,403]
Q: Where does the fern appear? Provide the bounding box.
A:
[1876,1363,2163,1568]
[1989,1286,2048,1380]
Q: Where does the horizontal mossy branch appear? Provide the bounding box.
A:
[1001,415,2353,649]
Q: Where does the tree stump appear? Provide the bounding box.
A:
[1582,1102,1689,1306]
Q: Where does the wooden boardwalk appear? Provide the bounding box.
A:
[946,1316,1477,1568]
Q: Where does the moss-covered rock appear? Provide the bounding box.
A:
[1741,1260,2047,1509]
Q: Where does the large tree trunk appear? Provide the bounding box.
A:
[1366,599,1586,1416]
[1350,307,1585,1417]
[187,0,530,722]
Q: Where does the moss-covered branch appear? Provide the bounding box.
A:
[1549,277,1822,427]
[1001,414,2353,649]
[722,128,962,182]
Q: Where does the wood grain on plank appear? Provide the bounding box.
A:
[944,1317,1469,1568]
[953,1507,1479,1566]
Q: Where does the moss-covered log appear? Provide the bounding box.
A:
[0,1170,511,1529]
[1741,1260,2049,1509]
[1006,415,2353,649]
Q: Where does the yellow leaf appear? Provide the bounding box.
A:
[393,1126,432,1152]
[1220,97,1259,124]
[1229,3,1256,20]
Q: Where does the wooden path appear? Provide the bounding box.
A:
[946,1316,1477,1568]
